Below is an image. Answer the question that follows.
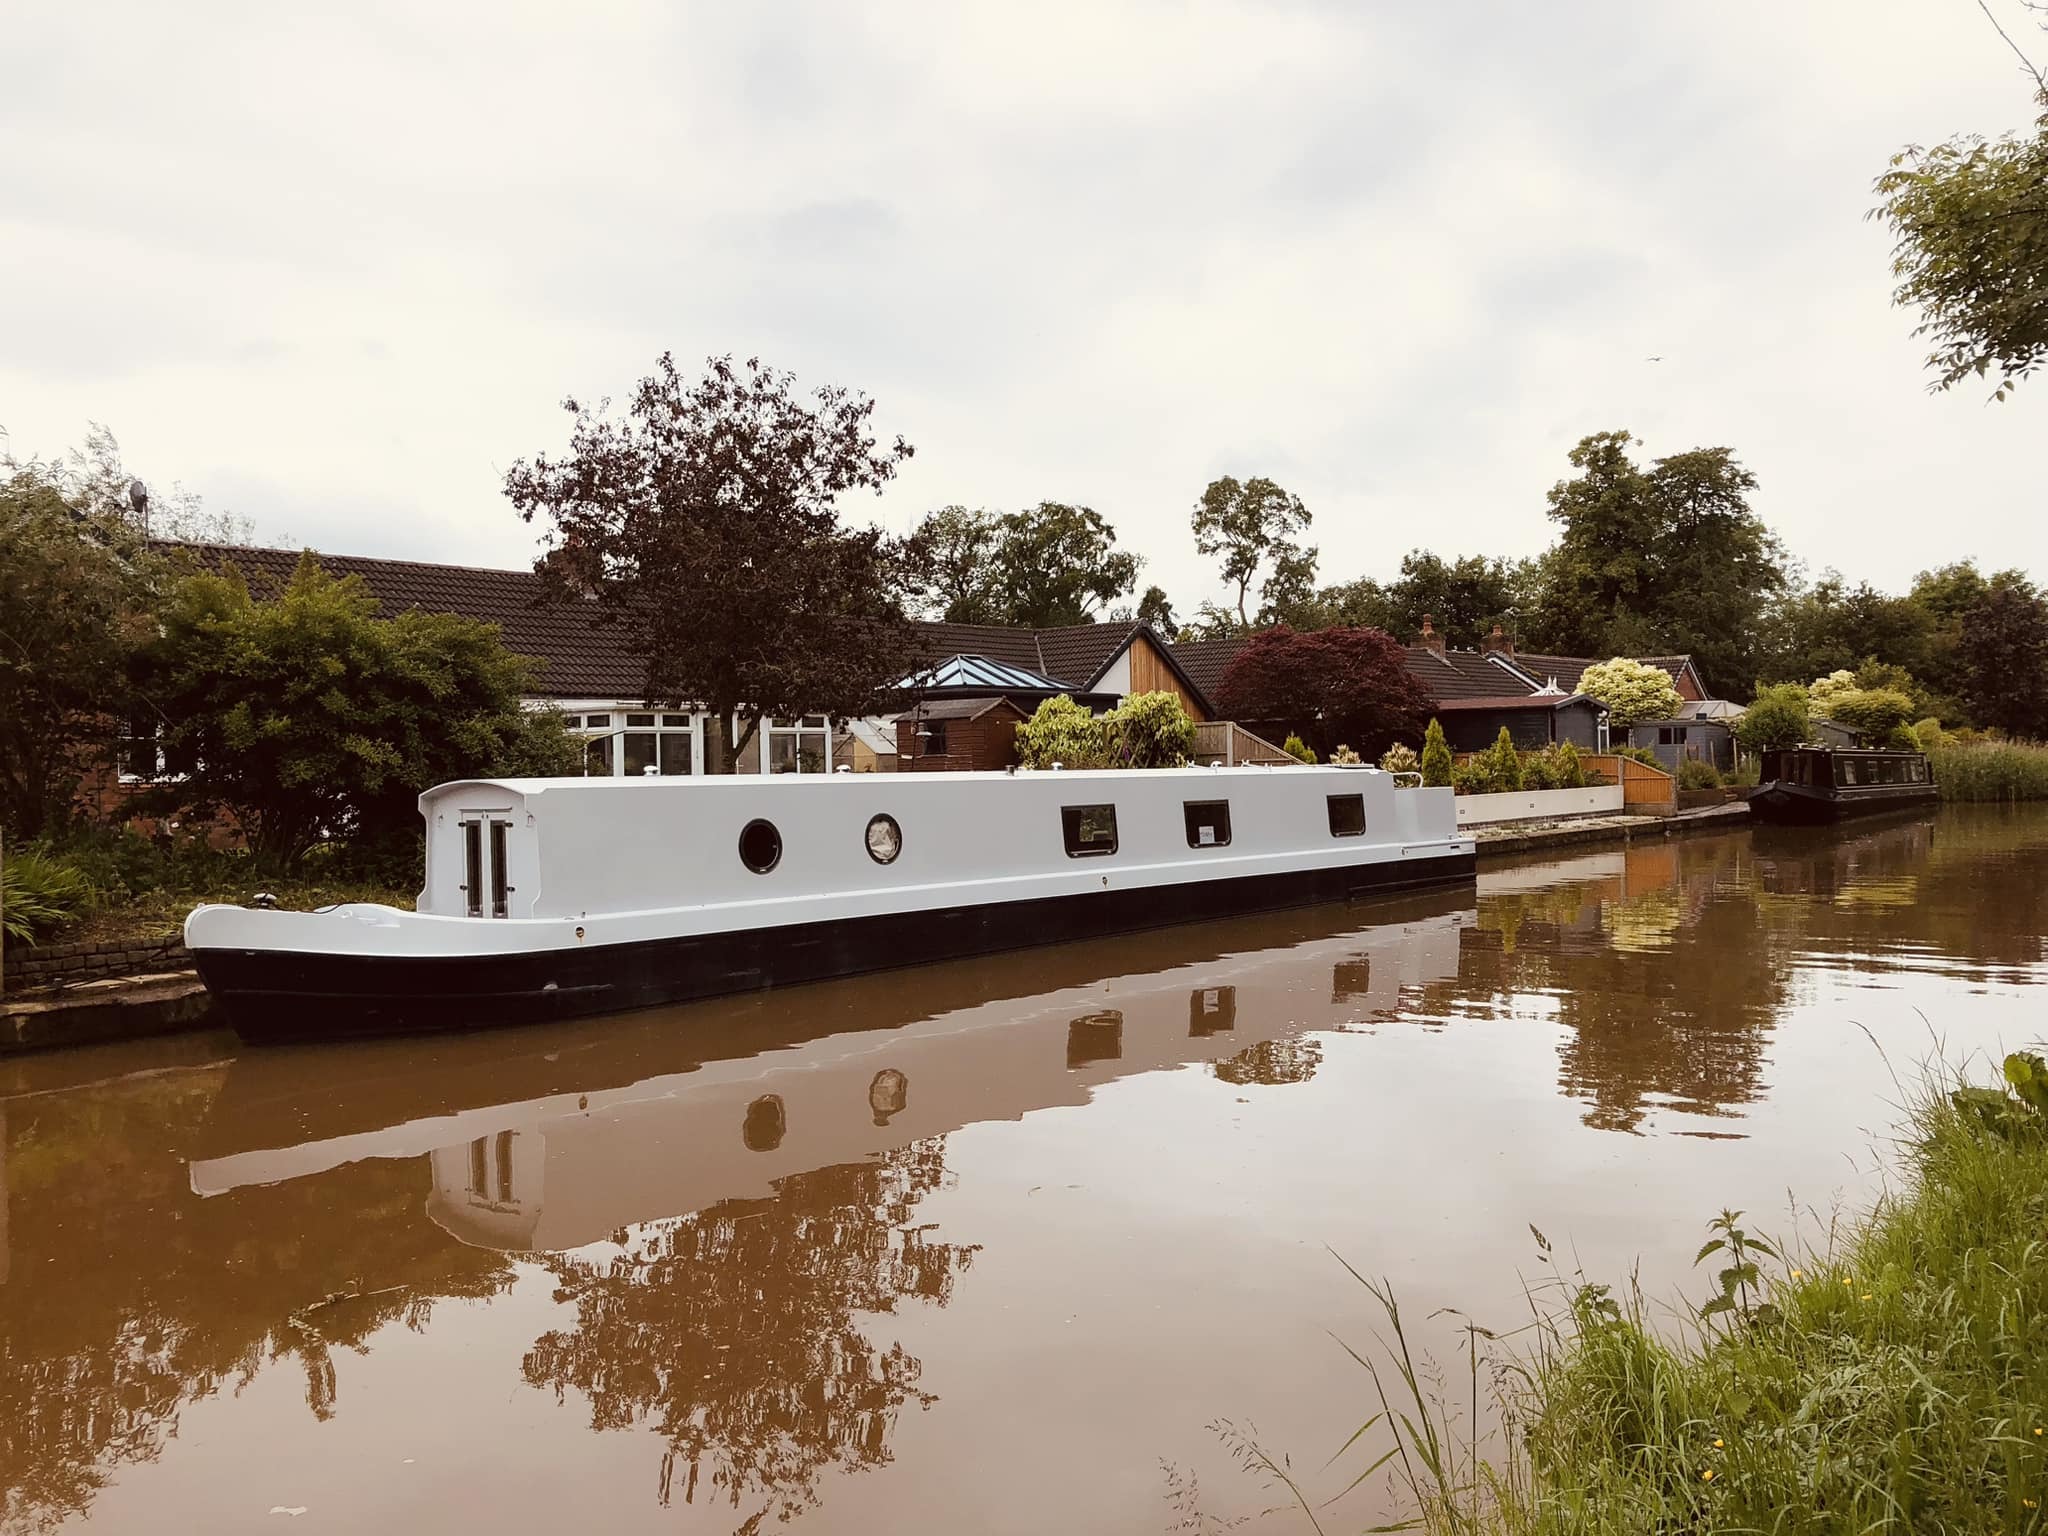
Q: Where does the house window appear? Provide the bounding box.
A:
[1061,804,1118,857]
[1658,726,1682,746]
[117,713,165,781]
[764,715,831,775]
[1327,794,1366,838]
[568,708,698,776]
[1184,800,1231,848]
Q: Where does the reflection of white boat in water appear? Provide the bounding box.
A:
[184,766,1472,1043]
[189,892,1470,1252]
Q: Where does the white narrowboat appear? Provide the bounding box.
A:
[184,764,1474,1042]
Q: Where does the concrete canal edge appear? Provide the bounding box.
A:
[0,803,1758,1056]
[1,972,218,1054]
[1471,801,1751,862]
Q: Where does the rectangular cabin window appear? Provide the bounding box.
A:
[462,821,483,918]
[495,1130,515,1201]
[489,820,510,919]
[1658,726,1681,745]
[623,731,657,777]
[1184,800,1231,848]
[468,1136,488,1196]
[1062,803,1118,857]
[1327,794,1366,838]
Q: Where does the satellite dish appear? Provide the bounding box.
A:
[126,478,149,514]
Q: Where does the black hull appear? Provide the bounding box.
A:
[195,852,1476,1044]
[1746,783,1940,825]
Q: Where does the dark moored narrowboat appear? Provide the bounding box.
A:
[1747,747,1938,825]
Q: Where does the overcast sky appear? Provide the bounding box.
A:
[4,2,2042,613]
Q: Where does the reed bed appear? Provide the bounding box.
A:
[1284,1051,2048,1534]
[1931,739,2048,801]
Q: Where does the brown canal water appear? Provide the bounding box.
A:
[3,806,2045,1535]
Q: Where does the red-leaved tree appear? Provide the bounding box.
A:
[1212,625,1434,759]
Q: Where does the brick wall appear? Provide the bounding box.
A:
[3,936,192,994]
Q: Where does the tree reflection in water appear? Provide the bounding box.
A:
[1213,1037,1322,1086]
[520,1136,978,1526]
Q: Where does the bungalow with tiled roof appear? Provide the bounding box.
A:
[155,543,1217,779]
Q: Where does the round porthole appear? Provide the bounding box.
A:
[738,818,782,874]
[865,813,902,865]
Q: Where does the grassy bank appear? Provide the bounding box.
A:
[1319,1052,2048,1533]
[1932,739,2048,802]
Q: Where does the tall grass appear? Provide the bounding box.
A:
[0,848,95,943]
[1274,1051,2048,1533]
[1931,738,2048,801]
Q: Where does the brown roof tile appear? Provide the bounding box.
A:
[1402,646,1539,702]
[163,542,648,698]
[1166,634,1250,697]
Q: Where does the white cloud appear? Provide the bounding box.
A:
[2,0,2041,608]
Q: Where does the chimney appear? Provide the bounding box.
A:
[1482,622,1514,658]
[1419,614,1446,655]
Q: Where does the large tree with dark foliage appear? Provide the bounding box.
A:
[506,354,925,768]
[909,501,1141,629]
[1962,577,2048,737]
[0,470,154,836]
[1527,431,1785,697]
[1211,625,1434,758]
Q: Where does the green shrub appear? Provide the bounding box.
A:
[1016,695,1109,770]
[1327,744,1362,765]
[1379,742,1419,776]
[1487,727,1524,792]
[1450,756,1501,795]
[1552,741,1587,789]
[1736,683,1811,754]
[1281,733,1316,765]
[1614,743,1662,767]
[1420,718,1452,787]
[1100,690,1196,768]
[1824,686,1917,740]
[1913,716,1945,751]
[1675,758,1723,790]
[0,848,95,944]
[1521,750,1557,790]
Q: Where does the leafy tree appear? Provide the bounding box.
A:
[1823,688,1917,741]
[1527,431,1785,695]
[1961,577,2048,736]
[1106,584,1179,640]
[1134,584,1179,640]
[1191,476,1315,631]
[1734,684,1811,754]
[1578,657,1684,730]
[989,502,1141,628]
[1873,83,2048,399]
[1759,572,1935,690]
[1014,695,1109,770]
[0,457,160,837]
[1262,551,1535,643]
[1421,718,1453,787]
[1806,669,1860,718]
[1211,626,1434,759]
[135,556,577,868]
[505,353,925,770]
[1280,733,1315,764]
[915,505,1004,624]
